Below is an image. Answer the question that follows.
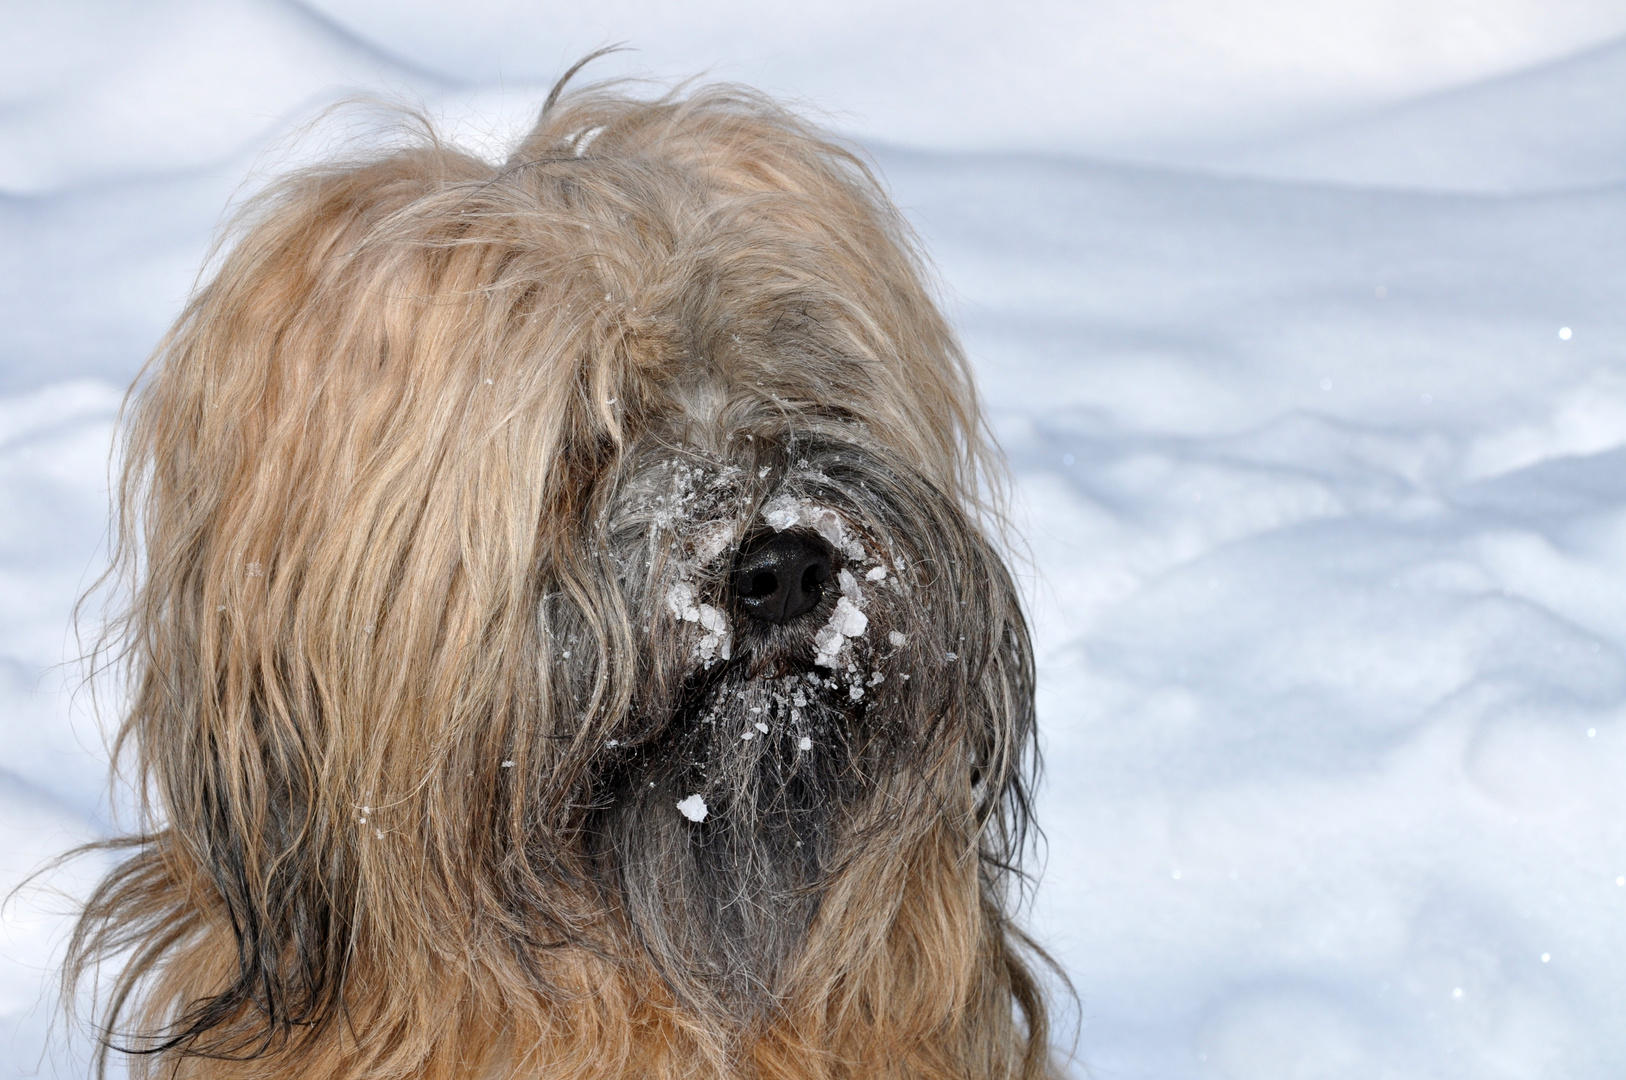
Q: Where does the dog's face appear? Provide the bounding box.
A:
[77,85,1040,1072]
[588,414,1028,1004]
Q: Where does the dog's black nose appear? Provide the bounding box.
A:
[734,530,833,624]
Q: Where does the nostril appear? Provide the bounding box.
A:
[800,563,827,593]
[734,529,835,624]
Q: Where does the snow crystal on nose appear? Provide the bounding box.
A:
[760,495,866,561]
[814,596,869,667]
[699,604,727,633]
[764,500,801,532]
[696,603,732,661]
[694,520,739,562]
[668,583,733,662]
[676,794,708,822]
[808,508,847,552]
[667,581,700,621]
[830,597,867,637]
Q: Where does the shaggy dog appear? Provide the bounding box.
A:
[68,70,1051,1080]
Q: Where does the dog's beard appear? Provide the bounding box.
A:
[561,430,1022,1012]
[593,662,871,1003]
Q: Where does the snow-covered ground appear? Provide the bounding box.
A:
[5,3,1626,1077]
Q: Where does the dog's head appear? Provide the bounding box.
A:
[80,82,1040,1070]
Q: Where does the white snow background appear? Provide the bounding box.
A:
[4,2,1626,1076]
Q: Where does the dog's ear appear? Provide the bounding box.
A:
[98,128,688,1056]
[102,149,490,1055]
[99,143,628,1056]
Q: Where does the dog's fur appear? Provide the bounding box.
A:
[67,74,1050,1079]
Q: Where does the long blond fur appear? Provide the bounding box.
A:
[67,73,1053,1080]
